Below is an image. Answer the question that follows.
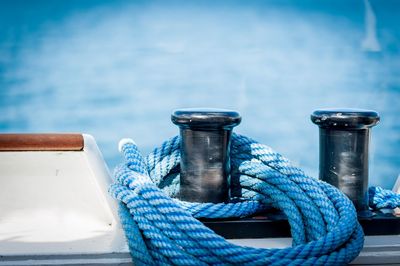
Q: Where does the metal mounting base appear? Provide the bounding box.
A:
[202,210,400,239]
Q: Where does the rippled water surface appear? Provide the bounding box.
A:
[1,0,399,188]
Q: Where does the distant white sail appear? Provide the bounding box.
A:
[361,0,381,52]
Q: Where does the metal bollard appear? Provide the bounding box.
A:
[171,108,241,203]
[311,109,379,214]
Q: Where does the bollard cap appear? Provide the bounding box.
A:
[172,108,241,130]
[311,108,380,129]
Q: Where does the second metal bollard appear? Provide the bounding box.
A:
[311,108,379,214]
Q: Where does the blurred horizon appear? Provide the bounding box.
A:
[0,0,399,188]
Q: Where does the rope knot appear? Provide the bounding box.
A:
[369,186,400,210]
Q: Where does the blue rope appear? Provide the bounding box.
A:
[109,133,396,265]
[369,186,400,210]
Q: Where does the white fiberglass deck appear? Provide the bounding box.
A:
[0,135,130,265]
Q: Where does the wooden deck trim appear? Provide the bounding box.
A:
[0,134,84,151]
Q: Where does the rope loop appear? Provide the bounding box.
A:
[110,133,367,265]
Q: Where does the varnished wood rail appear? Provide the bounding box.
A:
[0,134,84,151]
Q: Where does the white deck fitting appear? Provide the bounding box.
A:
[0,135,131,265]
[393,175,400,215]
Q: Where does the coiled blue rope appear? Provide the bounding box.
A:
[109,133,398,265]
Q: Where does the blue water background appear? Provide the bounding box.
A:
[0,0,399,188]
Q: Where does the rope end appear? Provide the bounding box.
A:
[119,138,136,152]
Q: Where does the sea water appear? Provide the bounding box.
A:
[0,0,399,188]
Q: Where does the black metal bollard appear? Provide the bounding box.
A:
[311,109,379,214]
[171,108,241,203]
